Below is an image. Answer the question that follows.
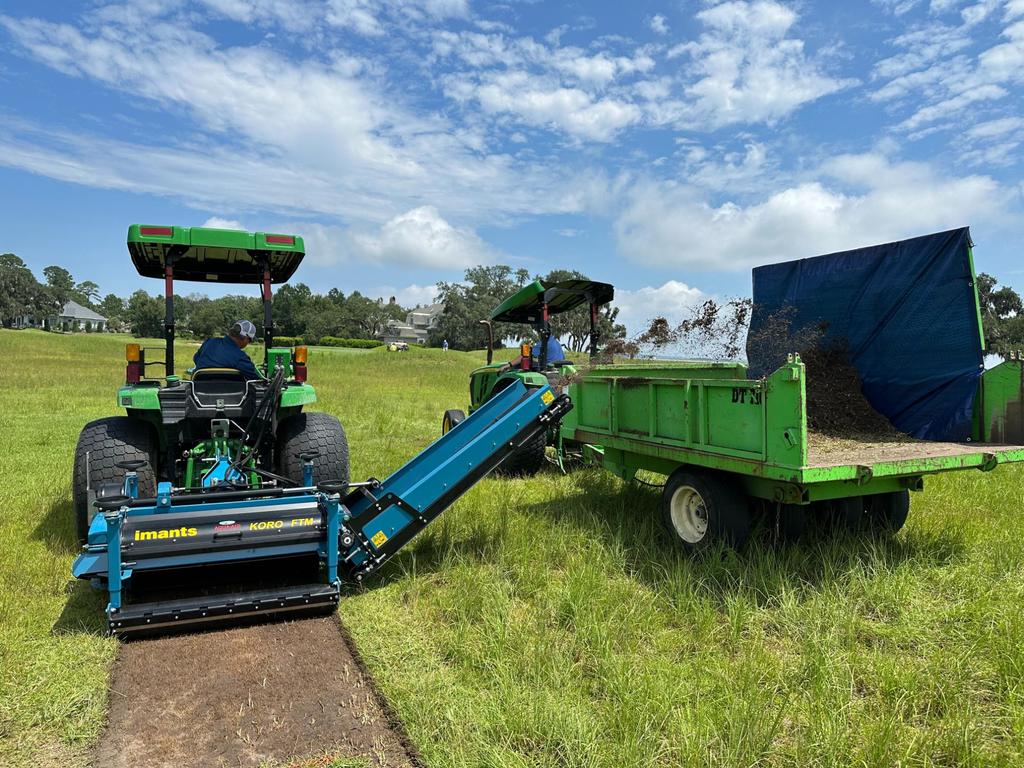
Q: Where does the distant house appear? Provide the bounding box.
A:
[379,303,444,345]
[50,300,108,332]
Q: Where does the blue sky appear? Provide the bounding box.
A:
[1,0,1022,334]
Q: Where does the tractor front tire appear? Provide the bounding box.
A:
[495,429,548,476]
[73,417,157,545]
[277,412,350,488]
[441,409,466,435]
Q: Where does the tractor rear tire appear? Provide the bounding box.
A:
[73,417,157,545]
[277,412,350,488]
[660,469,752,552]
[495,428,548,476]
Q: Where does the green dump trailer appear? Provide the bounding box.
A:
[560,356,1024,550]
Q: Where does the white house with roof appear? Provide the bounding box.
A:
[49,300,108,332]
[379,303,444,345]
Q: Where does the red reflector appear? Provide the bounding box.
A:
[126,361,141,384]
[293,362,307,383]
[140,226,173,237]
[266,235,294,245]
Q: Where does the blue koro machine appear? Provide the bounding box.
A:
[73,381,570,635]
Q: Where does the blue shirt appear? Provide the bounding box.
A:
[544,336,565,363]
[193,336,261,380]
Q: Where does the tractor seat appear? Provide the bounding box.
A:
[190,368,249,407]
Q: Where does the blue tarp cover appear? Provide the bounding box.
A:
[747,228,983,441]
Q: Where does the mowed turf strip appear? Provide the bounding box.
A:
[2,328,1024,767]
[95,618,413,768]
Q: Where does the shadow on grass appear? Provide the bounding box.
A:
[370,468,967,606]
[52,579,108,636]
[31,496,80,556]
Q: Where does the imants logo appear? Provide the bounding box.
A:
[133,526,198,541]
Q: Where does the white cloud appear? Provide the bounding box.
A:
[198,0,470,34]
[965,115,1024,137]
[614,152,1005,270]
[648,14,669,35]
[348,206,496,268]
[667,0,856,128]
[372,283,440,307]
[433,30,656,141]
[615,281,707,336]
[871,24,972,80]
[898,83,1007,131]
[0,4,599,270]
[435,3,849,142]
[452,71,642,141]
[198,0,321,31]
[201,216,246,229]
[872,11,1024,136]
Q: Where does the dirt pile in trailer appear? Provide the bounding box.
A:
[601,300,911,443]
[746,307,909,441]
[94,617,416,768]
[799,343,908,439]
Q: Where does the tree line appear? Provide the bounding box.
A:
[7,252,1022,355]
[0,257,627,351]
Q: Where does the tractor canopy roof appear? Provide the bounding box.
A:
[127,225,305,284]
[490,279,614,323]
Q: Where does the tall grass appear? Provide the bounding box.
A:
[1,329,1023,766]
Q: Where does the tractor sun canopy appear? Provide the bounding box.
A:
[128,225,305,284]
[490,279,614,324]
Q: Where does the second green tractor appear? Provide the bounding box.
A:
[441,278,614,474]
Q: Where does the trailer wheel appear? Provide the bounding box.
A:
[661,470,752,551]
[277,412,350,488]
[73,417,157,545]
[441,409,465,435]
[495,429,548,476]
[778,503,808,541]
[867,491,910,533]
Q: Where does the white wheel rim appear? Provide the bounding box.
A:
[669,485,709,543]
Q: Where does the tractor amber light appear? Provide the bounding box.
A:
[266,234,294,245]
[293,346,308,364]
[293,362,307,382]
[520,343,532,371]
[126,343,141,362]
[140,226,173,237]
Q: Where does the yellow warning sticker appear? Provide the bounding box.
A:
[371,530,388,547]
[541,390,554,405]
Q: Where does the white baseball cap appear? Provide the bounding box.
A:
[231,319,257,340]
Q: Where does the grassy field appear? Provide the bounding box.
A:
[2,329,1024,767]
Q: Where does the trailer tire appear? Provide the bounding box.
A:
[73,417,157,545]
[661,469,752,551]
[778,503,808,541]
[867,491,910,534]
[277,412,350,488]
[495,429,548,476]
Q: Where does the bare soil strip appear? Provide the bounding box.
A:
[93,617,415,768]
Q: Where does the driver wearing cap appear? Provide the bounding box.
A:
[193,320,261,380]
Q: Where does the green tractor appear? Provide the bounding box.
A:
[72,225,348,544]
[441,278,614,474]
